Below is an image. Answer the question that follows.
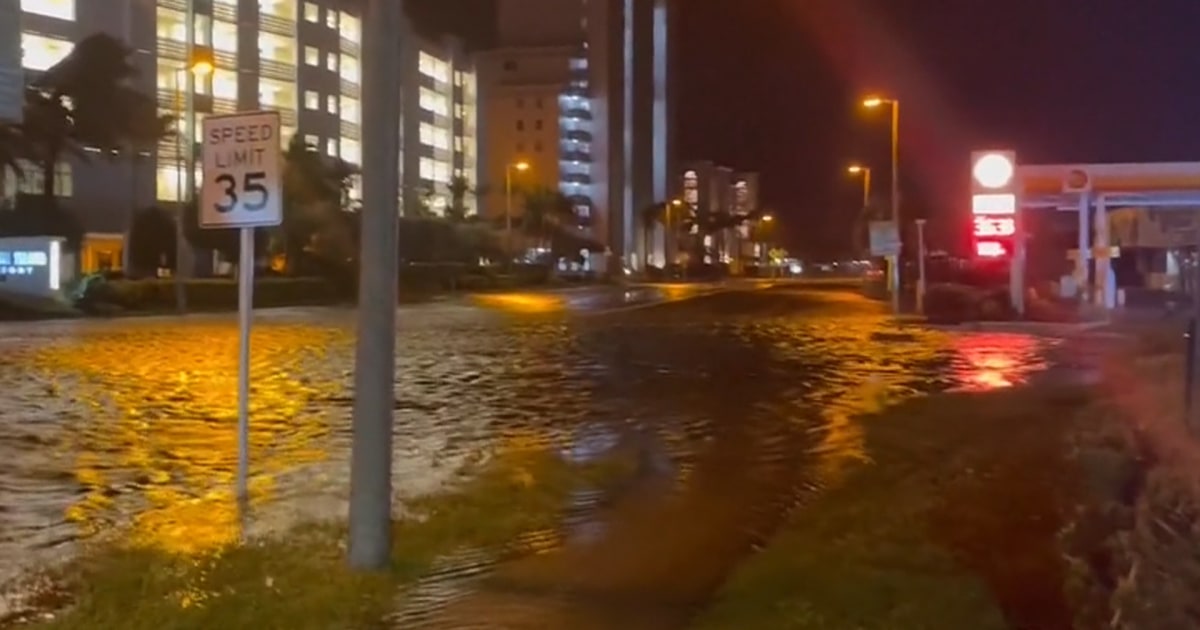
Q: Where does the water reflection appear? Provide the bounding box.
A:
[0,287,1059,622]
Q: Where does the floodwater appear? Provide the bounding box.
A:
[0,283,1055,625]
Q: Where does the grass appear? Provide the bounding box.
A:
[694,385,1096,630]
[9,447,633,630]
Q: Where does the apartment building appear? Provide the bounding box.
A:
[482,0,677,268]
[3,0,479,271]
[402,33,478,217]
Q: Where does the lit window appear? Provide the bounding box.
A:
[339,96,359,124]
[418,87,448,116]
[21,32,73,72]
[21,0,75,21]
[155,7,210,45]
[340,54,359,83]
[212,68,238,100]
[326,94,337,114]
[303,1,319,22]
[339,13,360,43]
[326,9,338,29]
[339,138,360,165]
[259,0,296,21]
[326,52,337,72]
[454,71,463,87]
[304,45,319,66]
[325,138,336,157]
[419,123,449,150]
[8,159,71,197]
[418,51,450,83]
[259,77,296,109]
[258,32,296,65]
[279,126,295,149]
[304,134,318,147]
[304,90,319,110]
[213,20,238,53]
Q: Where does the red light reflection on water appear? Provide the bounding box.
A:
[950,333,1046,391]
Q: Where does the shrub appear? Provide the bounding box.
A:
[76,277,343,313]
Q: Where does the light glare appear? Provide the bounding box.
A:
[973,153,1015,189]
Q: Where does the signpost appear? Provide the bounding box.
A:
[200,110,282,503]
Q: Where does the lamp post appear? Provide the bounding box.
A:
[847,164,871,210]
[915,218,927,314]
[862,96,900,312]
[172,57,212,313]
[504,160,530,260]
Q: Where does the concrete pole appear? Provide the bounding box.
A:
[889,101,901,313]
[348,0,402,571]
[915,218,927,314]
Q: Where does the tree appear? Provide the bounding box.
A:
[20,33,163,209]
[445,175,473,222]
[127,206,177,275]
[521,186,576,251]
[276,135,359,274]
[182,199,268,264]
[0,123,27,205]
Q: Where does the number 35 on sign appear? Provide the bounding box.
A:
[200,111,283,229]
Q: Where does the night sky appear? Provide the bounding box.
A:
[410,0,1200,258]
[680,0,1200,257]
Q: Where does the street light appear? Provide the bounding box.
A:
[862,95,900,312]
[172,55,214,313]
[847,164,871,210]
[505,160,530,259]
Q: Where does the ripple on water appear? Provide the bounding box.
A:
[0,290,1059,625]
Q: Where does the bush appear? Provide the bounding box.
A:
[923,283,1016,324]
[76,277,344,314]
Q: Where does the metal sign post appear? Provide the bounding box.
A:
[199,110,283,503]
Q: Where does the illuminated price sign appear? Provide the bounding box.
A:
[975,241,1007,258]
[973,216,1015,238]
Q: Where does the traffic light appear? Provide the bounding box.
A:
[970,150,1017,258]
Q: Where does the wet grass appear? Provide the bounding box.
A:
[11,448,634,630]
[694,385,1095,630]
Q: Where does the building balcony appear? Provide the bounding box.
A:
[340,37,360,57]
[258,13,295,36]
[561,151,591,164]
[562,108,592,121]
[562,173,592,186]
[339,79,360,99]
[564,129,593,143]
[339,120,360,140]
[158,0,186,11]
[562,83,588,98]
[215,50,237,68]
[212,3,237,22]
[259,58,295,81]
[212,97,238,114]
[156,38,186,61]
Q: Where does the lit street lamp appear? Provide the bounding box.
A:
[847,164,871,210]
[172,53,213,313]
[505,160,530,259]
[862,95,901,312]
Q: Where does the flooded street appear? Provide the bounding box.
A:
[0,283,1056,624]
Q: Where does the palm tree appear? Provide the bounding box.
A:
[20,87,78,206]
[522,187,576,251]
[445,175,473,222]
[0,123,26,205]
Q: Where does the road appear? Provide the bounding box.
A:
[0,281,1056,621]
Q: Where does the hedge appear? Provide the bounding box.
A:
[77,277,345,313]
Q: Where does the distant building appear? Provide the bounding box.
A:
[673,161,766,271]
[2,0,480,272]
[481,0,678,267]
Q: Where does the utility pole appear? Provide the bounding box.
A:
[348,0,402,570]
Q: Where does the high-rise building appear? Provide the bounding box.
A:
[481,0,677,268]
[2,0,479,272]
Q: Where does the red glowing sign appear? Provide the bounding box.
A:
[973,216,1016,238]
[975,241,1007,257]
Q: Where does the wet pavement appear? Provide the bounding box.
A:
[0,282,1058,625]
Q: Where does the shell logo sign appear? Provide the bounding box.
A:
[1063,168,1090,192]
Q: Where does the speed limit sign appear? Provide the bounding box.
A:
[200,110,283,228]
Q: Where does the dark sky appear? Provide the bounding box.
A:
[410,0,1200,258]
[679,0,1200,257]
